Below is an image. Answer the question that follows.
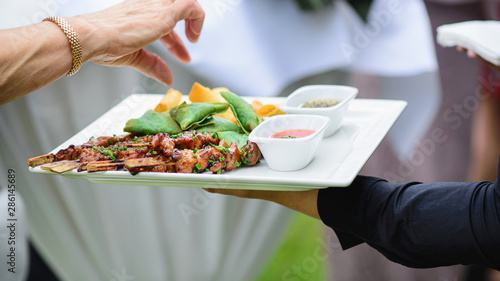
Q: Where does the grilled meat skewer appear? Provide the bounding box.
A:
[29,132,261,175]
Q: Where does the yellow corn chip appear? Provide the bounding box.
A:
[257,104,286,118]
[154,88,182,113]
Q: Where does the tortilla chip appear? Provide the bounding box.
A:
[252,100,263,114]
[154,88,182,113]
[257,104,286,118]
[188,82,218,103]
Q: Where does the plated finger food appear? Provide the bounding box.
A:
[27,92,407,190]
[27,83,286,175]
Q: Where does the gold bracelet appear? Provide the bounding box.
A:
[43,16,83,76]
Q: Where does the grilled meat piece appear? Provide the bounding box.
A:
[55,145,80,161]
[171,131,219,150]
[222,141,243,171]
[152,133,175,157]
[240,141,261,166]
[84,134,133,148]
[172,149,198,173]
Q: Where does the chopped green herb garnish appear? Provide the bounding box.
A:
[210,155,214,160]
[74,157,78,160]
[253,151,258,155]
[133,136,139,141]
[217,169,221,174]
[219,156,224,162]
[245,146,250,150]
[242,151,247,157]
[212,133,217,138]
[195,163,202,170]
[193,148,198,153]
[209,160,214,165]
[109,155,116,160]
[108,140,113,145]
[235,161,241,167]
[92,146,97,150]
[192,153,197,158]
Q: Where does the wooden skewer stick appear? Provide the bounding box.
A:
[124,158,167,169]
[47,161,82,174]
[27,154,55,167]
[40,161,66,171]
[87,161,124,173]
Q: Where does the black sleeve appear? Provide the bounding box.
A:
[318,175,500,270]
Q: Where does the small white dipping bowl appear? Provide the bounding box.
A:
[248,114,330,172]
[279,85,358,137]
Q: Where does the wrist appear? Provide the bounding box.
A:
[65,16,107,63]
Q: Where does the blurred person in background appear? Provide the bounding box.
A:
[327,0,500,279]
[425,0,500,280]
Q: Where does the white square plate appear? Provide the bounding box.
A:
[28,94,406,191]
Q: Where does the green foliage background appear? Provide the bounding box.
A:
[254,213,328,281]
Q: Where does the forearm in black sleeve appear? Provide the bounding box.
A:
[318,176,500,270]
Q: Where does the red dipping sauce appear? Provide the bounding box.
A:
[271,129,315,139]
